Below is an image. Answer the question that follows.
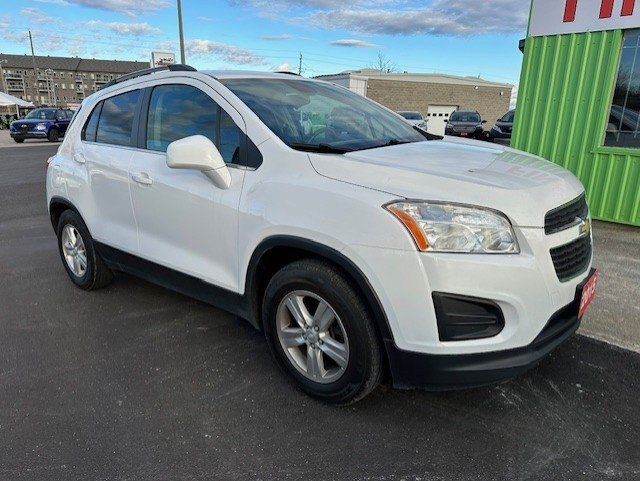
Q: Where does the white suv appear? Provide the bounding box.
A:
[47,65,597,404]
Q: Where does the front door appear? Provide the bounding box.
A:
[129,81,246,292]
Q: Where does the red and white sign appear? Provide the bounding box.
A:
[530,0,640,37]
[151,52,176,68]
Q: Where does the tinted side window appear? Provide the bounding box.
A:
[96,90,140,147]
[147,85,219,152]
[82,102,103,142]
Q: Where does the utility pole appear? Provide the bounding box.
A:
[28,30,39,106]
[177,0,186,64]
[298,52,302,76]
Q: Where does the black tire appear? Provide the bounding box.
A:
[56,210,113,290]
[47,128,60,142]
[263,259,382,405]
[13,138,24,143]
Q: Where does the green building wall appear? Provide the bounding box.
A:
[512,30,640,226]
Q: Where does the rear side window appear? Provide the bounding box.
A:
[82,102,102,142]
[146,84,219,152]
[95,90,140,147]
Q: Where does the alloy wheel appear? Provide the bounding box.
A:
[276,290,350,384]
[61,224,88,277]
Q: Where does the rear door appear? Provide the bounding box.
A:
[73,89,142,254]
[128,80,247,292]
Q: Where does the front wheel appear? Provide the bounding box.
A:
[47,128,60,142]
[262,259,382,404]
[13,138,24,143]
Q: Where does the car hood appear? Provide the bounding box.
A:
[308,138,584,228]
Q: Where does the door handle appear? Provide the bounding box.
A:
[131,172,153,185]
[73,153,86,164]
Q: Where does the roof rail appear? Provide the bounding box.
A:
[276,71,301,76]
[101,64,197,90]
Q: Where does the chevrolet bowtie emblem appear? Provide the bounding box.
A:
[579,218,591,236]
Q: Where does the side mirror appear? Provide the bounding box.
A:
[166,135,231,189]
[482,120,487,124]
[443,119,448,122]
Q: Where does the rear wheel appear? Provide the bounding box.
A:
[47,128,60,142]
[263,259,382,404]
[13,138,24,143]
[56,210,113,290]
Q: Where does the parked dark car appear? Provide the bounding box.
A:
[489,110,515,141]
[444,110,486,139]
[9,108,74,143]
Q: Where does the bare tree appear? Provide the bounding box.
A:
[369,51,396,73]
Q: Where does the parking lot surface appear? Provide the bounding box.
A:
[1,141,639,480]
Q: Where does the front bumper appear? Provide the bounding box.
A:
[385,269,594,390]
[490,128,511,139]
[10,131,47,139]
[445,129,484,138]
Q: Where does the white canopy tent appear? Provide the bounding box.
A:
[0,91,34,116]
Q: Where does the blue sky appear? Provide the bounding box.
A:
[0,0,529,86]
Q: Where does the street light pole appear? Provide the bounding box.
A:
[177,0,186,64]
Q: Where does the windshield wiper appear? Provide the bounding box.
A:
[353,139,416,152]
[289,143,353,154]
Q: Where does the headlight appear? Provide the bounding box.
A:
[385,201,519,254]
[493,125,503,133]
[35,123,47,130]
[446,123,453,129]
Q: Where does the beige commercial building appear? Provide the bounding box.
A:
[0,53,148,109]
[315,69,513,136]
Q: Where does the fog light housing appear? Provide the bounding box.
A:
[432,293,505,341]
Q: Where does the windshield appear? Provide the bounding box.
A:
[399,111,422,120]
[24,109,57,120]
[220,78,428,153]
[450,111,481,123]
[500,110,515,123]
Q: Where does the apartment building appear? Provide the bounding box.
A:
[0,54,148,108]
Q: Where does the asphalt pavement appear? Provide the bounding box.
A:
[1,140,639,481]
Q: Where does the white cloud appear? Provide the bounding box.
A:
[185,39,266,65]
[33,0,71,5]
[238,0,527,36]
[57,0,169,17]
[312,0,528,35]
[20,7,55,24]
[329,39,379,48]
[84,20,161,36]
[272,62,293,72]
[262,34,294,41]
